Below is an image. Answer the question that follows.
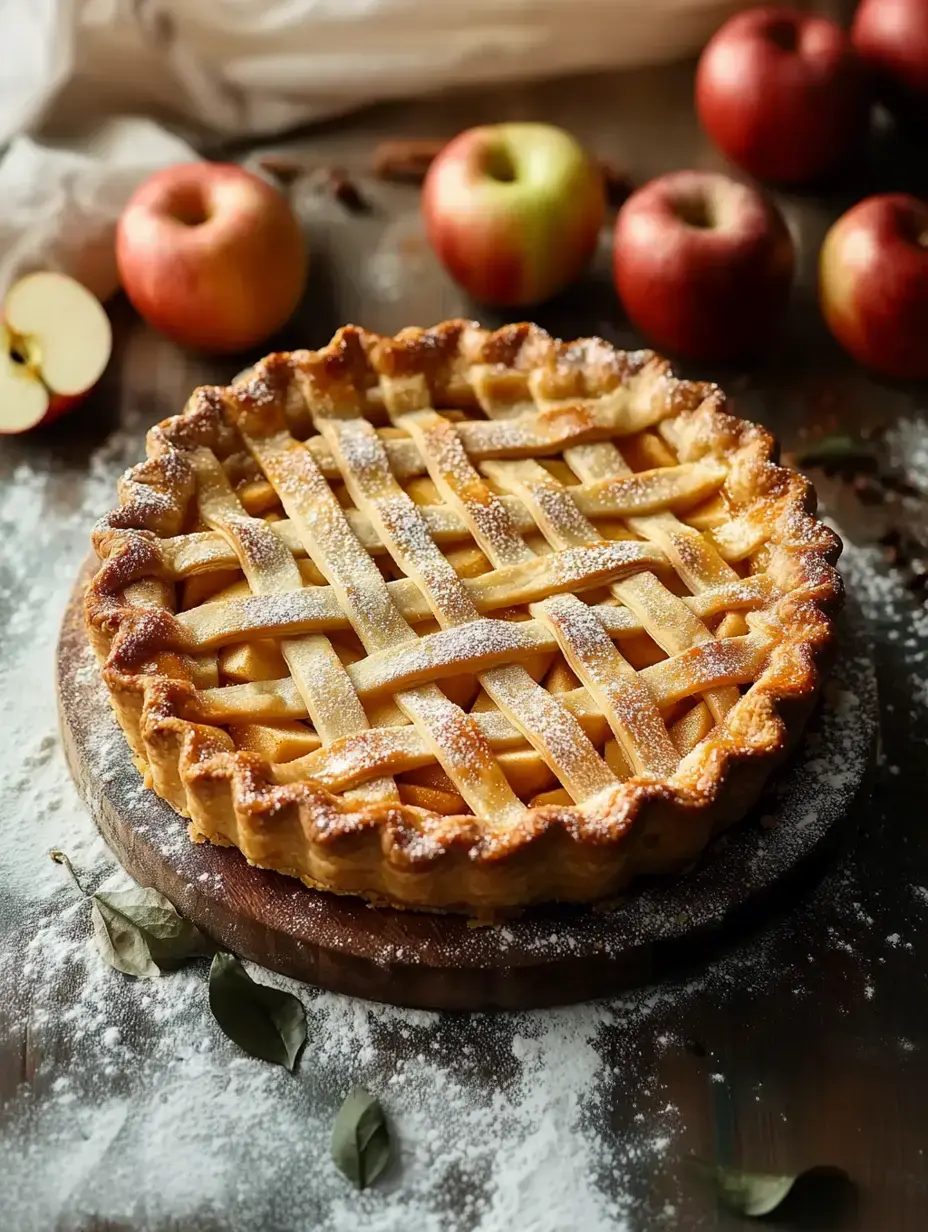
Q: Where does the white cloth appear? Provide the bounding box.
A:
[0,0,745,298]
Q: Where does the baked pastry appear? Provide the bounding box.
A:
[86,321,841,913]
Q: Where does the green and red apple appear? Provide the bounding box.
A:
[422,123,606,307]
[820,193,928,380]
[116,163,307,354]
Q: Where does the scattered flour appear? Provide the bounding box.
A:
[0,413,926,1231]
[884,415,928,497]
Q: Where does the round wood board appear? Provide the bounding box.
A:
[58,567,878,1011]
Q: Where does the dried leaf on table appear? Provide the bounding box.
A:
[208,952,307,1070]
[331,1086,393,1190]
[92,887,212,979]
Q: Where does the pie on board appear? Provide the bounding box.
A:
[86,321,841,913]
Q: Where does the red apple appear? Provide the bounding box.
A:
[696,7,868,184]
[421,123,605,306]
[820,193,928,380]
[853,0,928,125]
[116,163,307,353]
[613,170,794,363]
[0,272,112,434]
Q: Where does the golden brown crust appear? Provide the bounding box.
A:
[85,320,842,912]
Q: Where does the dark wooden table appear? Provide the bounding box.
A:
[2,8,928,1228]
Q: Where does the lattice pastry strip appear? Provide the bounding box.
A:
[228,421,527,826]
[173,559,774,646]
[398,409,679,779]
[466,347,674,437]
[317,413,620,803]
[188,447,396,803]
[307,423,727,508]
[305,357,677,461]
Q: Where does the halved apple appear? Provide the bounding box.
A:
[0,272,112,434]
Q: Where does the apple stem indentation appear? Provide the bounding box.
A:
[765,18,800,53]
[676,196,716,230]
[483,145,517,184]
[166,187,211,228]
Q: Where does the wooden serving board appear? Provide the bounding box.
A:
[58,570,877,1011]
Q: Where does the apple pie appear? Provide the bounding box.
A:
[86,321,841,912]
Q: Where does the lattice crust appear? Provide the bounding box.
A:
[86,321,842,913]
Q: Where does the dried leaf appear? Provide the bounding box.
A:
[92,898,159,978]
[689,1158,851,1218]
[91,888,212,979]
[331,1086,393,1190]
[208,953,306,1070]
